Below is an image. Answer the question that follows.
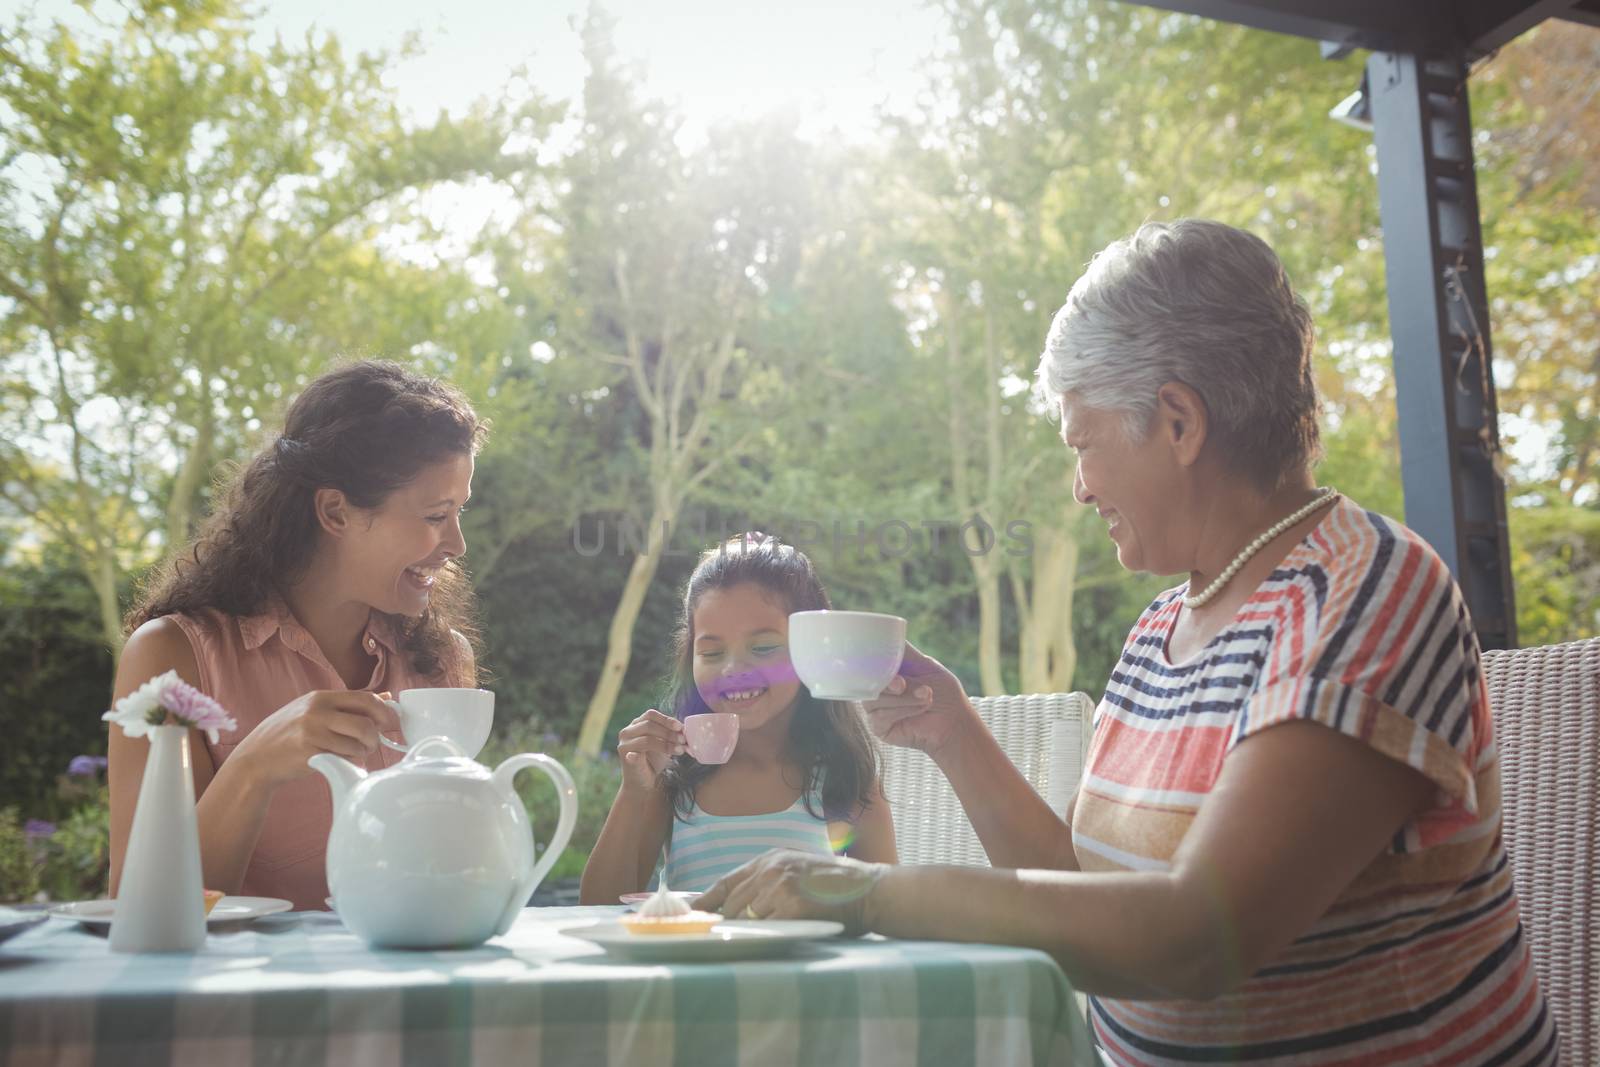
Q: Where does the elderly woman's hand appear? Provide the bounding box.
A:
[694,850,888,933]
[862,641,982,759]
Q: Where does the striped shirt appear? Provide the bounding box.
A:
[662,791,838,892]
[1076,497,1557,1066]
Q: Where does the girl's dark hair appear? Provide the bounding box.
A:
[128,360,487,683]
[658,535,880,824]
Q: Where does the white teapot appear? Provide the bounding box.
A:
[310,736,576,949]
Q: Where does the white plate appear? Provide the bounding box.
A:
[618,890,699,908]
[50,896,293,928]
[0,907,48,945]
[564,919,844,962]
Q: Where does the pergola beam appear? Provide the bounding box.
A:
[1460,0,1590,55]
[1132,0,1592,58]
[1558,0,1600,28]
[1130,0,1434,52]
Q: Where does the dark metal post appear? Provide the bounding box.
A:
[1366,49,1517,648]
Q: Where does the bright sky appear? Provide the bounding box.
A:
[0,0,950,462]
[1,1,1577,497]
[18,0,942,140]
[309,0,946,139]
[9,0,945,261]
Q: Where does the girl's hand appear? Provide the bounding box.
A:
[227,690,401,788]
[696,850,887,933]
[617,708,685,792]
[862,641,983,759]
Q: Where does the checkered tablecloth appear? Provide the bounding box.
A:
[0,906,1095,1066]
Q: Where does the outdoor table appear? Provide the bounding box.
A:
[0,905,1096,1066]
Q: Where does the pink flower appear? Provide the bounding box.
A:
[159,680,237,744]
[104,671,238,743]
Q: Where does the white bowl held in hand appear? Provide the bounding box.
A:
[788,611,907,701]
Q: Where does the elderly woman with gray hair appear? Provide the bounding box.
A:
[699,220,1555,1066]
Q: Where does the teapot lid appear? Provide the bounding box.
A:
[392,735,488,778]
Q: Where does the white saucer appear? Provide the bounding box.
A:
[50,896,293,928]
[0,907,48,945]
[563,919,844,962]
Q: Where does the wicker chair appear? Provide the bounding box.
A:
[881,691,1095,867]
[1480,636,1600,1067]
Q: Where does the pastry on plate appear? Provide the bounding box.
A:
[619,883,722,935]
[619,909,724,935]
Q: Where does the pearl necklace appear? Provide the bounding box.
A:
[1182,487,1340,609]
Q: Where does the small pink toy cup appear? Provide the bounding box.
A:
[683,713,740,764]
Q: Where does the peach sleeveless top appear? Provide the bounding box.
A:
[169,601,448,910]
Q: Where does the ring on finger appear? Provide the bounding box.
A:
[740,905,759,919]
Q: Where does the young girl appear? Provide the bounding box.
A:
[110,360,485,910]
[580,535,897,903]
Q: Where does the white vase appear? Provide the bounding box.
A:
[110,724,205,953]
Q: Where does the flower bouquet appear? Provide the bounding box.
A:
[103,670,236,741]
[103,671,236,952]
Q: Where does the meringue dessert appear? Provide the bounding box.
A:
[620,884,722,935]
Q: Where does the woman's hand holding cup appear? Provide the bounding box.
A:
[377,688,494,757]
[229,690,403,788]
[862,641,982,759]
[617,708,686,791]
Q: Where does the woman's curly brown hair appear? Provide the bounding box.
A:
[127,360,487,683]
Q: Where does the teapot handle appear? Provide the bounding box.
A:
[491,753,578,935]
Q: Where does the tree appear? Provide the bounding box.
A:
[1508,491,1600,644]
[0,537,115,818]
[528,13,854,755]
[1473,23,1600,508]
[0,1,540,650]
[880,0,1378,693]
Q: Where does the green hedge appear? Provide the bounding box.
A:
[482,727,625,883]
[0,548,115,820]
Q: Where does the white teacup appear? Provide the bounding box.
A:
[788,611,907,701]
[378,688,494,759]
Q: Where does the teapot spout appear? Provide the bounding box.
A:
[309,753,367,810]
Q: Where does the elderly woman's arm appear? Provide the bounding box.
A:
[864,643,1080,870]
[701,719,1434,999]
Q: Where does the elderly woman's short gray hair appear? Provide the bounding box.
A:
[1036,219,1321,491]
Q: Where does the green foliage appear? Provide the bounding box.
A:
[480,728,625,881]
[472,521,692,742]
[0,785,111,904]
[0,544,114,818]
[1472,25,1600,507]
[0,0,551,648]
[34,786,111,902]
[0,809,41,903]
[1316,411,1406,521]
[1,2,1596,871]
[1510,495,1600,646]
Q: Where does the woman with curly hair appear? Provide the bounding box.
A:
[110,360,485,910]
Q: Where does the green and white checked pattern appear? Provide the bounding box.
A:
[0,906,1096,1066]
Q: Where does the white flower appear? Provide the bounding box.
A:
[102,669,182,738]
